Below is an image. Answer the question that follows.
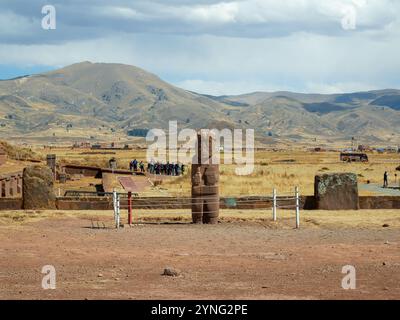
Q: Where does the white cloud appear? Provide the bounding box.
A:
[184,2,239,24]
[305,82,380,94]
[0,0,399,94]
[0,10,38,37]
[175,79,293,95]
[95,7,144,20]
[2,0,400,44]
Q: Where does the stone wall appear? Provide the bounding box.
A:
[53,195,400,211]
[56,197,114,210]
[63,165,102,178]
[0,198,23,210]
[1,192,400,211]
[359,196,400,209]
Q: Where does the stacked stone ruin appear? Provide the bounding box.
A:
[46,154,57,180]
[0,146,6,167]
[0,146,23,198]
[0,173,23,198]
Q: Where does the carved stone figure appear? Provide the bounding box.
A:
[191,132,220,224]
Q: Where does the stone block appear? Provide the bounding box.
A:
[314,173,359,210]
[23,166,56,210]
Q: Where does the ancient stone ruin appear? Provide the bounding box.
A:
[109,157,117,169]
[46,154,57,180]
[191,132,220,224]
[0,173,22,198]
[314,173,359,210]
[0,146,6,167]
[23,165,56,210]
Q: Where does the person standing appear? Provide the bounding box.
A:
[149,159,155,174]
[383,171,389,188]
[139,161,145,173]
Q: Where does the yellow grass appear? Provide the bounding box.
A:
[15,147,400,197]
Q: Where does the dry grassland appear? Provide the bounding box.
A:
[29,147,400,196]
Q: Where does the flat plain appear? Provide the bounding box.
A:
[0,209,399,299]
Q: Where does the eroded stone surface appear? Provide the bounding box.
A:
[314,173,359,210]
[23,165,56,210]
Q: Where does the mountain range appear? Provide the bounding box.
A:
[1,61,400,145]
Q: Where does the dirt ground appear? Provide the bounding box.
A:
[0,210,399,300]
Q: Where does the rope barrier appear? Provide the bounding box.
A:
[127,197,276,201]
[117,198,283,205]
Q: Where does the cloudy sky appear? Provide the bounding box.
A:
[0,0,399,95]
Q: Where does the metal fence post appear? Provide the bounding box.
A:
[128,191,132,225]
[272,188,277,221]
[113,189,117,226]
[295,186,300,229]
[116,193,121,229]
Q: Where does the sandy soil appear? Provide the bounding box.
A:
[0,210,399,300]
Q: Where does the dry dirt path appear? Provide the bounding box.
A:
[0,214,399,300]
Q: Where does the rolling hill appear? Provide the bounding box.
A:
[0,61,400,145]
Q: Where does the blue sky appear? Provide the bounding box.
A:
[0,0,399,95]
[0,65,55,80]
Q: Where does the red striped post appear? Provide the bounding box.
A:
[128,191,132,225]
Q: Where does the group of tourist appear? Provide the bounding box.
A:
[148,161,185,176]
[129,159,145,173]
[129,159,185,176]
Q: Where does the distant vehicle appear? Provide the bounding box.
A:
[340,152,369,163]
[358,145,370,152]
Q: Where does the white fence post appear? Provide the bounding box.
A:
[116,193,121,229]
[113,189,116,223]
[295,186,300,229]
[272,188,277,221]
